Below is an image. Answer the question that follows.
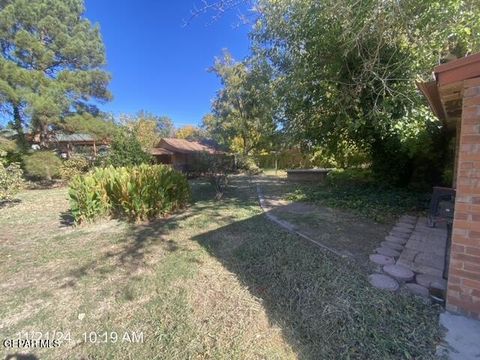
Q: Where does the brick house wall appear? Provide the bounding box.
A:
[447,77,480,319]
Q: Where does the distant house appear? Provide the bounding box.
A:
[52,133,109,159]
[151,138,222,171]
[27,132,109,158]
[0,129,109,158]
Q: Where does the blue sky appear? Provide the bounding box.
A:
[85,0,252,128]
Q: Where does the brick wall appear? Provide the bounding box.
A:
[447,77,480,319]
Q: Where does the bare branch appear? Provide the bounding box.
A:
[183,0,253,27]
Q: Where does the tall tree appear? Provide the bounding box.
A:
[0,0,111,147]
[252,0,480,184]
[175,125,204,141]
[209,51,277,155]
[119,111,175,150]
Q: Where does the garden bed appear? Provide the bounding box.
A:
[286,168,333,182]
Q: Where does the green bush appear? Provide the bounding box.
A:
[0,151,24,201]
[287,168,429,223]
[107,130,152,167]
[60,155,90,181]
[23,151,62,180]
[0,137,23,165]
[235,155,261,175]
[69,164,191,223]
[189,153,234,199]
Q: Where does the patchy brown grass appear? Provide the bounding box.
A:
[0,177,440,359]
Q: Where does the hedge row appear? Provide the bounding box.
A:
[69,164,190,223]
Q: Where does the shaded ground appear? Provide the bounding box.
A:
[0,176,441,359]
[255,175,391,263]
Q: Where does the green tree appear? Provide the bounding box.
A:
[0,0,111,147]
[154,114,175,138]
[252,0,480,184]
[107,129,152,167]
[209,51,277,155]
[175,125,204,141]
[119,111,175,150]
[62,113,118,141]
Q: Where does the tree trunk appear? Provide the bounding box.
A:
[12,103,27,149]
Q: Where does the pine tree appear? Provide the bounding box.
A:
[0,0,111,146]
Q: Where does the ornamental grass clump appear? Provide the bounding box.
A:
[69,164,190,223]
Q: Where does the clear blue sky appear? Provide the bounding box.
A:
[85,0,251,128]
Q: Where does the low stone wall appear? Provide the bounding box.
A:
[286,169,332,182]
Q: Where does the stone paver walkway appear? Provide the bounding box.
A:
[368,215,448,299]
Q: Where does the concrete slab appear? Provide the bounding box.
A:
[416,274,447,290]
[399,215,417,224]
[395,222,415,230]
[414,253,445,271]
[381,241,404,251]
[376,246,401,258]
[383,264,414,282]
[392,226,413,234]
[389,231,411,239]
[410,264,444,277]
[437,312,480,359]
[385,235,407,245]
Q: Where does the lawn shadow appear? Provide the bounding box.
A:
[5,353,39,360]
[191,209,439,359]
[59,210,75,227]
[192,212,354,358]
[56,178,225,288]
[0,198,21,210]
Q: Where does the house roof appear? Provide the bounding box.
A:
[418,52,480,127]
[151,147,174,156]
[155,138,219,154]
[54,133,95,142]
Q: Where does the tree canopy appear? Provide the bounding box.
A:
[204,0,480,185]
[175,125,204,141]
[207,51,277,155]
[119,111,175,150]
[0,0,111,146]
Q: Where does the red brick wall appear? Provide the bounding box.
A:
[448,77,480,319]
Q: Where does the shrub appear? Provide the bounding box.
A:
[287,169,429,223]
[107,130,152,167]
[0,137,23,165]
[235,155,261,175]
[190,153,234,199]
[0,151,23,201]
[23,151,62,180]
[69,164,191,223]
[60,155,91,181]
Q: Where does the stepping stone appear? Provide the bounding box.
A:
[369,254,395,266]
[376,247,401,258]
[396,222,415,230]
[368,274,399,291]
[416,274,447,291]
[385,235,407,245]
[383,264,414,282]
[381,241,404,251]
[404,283,429,298]
[431,279,447,291]
[389,231,410,239]
[392,226,412,234]
[399,215,417,224]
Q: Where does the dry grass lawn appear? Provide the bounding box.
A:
[0,176,441,359]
